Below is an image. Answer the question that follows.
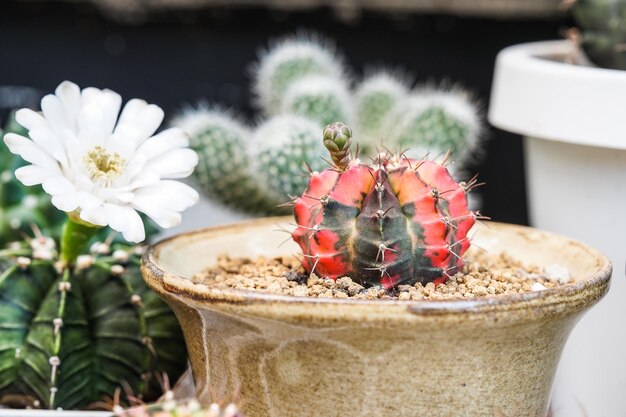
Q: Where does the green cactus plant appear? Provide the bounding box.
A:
[353,70,410,150]
[0,236,187,410]
[172,107,278,214]
[250,115,327,203]
[177,34,483,216]
[252,35,348,115]
[280,75,353,127]
[386,88,481,163]
[571,0,626,70]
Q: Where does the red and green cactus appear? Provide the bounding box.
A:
[292,122,479,289]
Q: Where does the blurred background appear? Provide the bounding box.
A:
[0,0,572,230]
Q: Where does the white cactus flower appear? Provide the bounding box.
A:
[4,81,199,242]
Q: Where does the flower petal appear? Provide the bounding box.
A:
[54,81,81,129]
[102,203,145,243]
[135,128,189,161]
[143,149,198,179]
[116,99,164,142]
[4,133,60,171]
[41,94,70,133]
[15,109,47,131]
[131,181,198,229]
[14,165,51,186]
[51,193,79,212]
[80,206,108,227]
[42,176,75,195]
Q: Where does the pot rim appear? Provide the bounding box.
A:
[142,217,612,316]
[488,40,626,150]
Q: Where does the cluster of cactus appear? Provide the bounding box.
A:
[570,0,626,70]
[0,112,64,245]
[174,34,482,215]
[292,123,480,289]
[0,235,187,409]
[115,394,242,417]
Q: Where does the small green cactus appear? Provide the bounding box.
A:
[250,115,327,202]
[252,35,347,115]
[172,107,277,214]
[280,75,353,127]
[387,88,481,163]
[353,71,410,149]
[0,236,187,410]
[571,0,626,70]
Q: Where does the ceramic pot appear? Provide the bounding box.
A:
[141,217,611,417]
[489,40,626,416]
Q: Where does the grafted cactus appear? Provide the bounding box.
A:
[292,123,478,289]
[0,237,187,410]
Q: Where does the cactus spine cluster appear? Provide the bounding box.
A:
[179,34,482,216]
[571,0,626,70]
[292,123,478,289]
[0,234,187,410]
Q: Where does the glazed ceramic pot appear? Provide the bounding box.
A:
[141,217,611,417]
[489,40,626,416]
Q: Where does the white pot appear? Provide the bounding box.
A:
[0,411,111,417]
[489,40,626,417]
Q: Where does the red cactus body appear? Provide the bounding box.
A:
[292,122,476,289]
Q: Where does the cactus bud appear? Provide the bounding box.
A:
[323,122,352,169]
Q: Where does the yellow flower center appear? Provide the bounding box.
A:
[83,146,125,183]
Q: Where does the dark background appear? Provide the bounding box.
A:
[0,1,570,225]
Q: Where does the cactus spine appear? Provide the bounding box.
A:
[292,123,477,289]
[0,236,187,409]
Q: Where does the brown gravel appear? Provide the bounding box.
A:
[191,251,573,300]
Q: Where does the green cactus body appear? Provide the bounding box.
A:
[173,108,278,214]
[572,0,626,70]
[281,75,353,127]
[388,91,480,163]
[253,38,347,115]
[354,72,409,149]
[0,240,186,410]
[251,115,327,202]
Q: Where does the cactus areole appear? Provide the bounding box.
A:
[292,122,477,289]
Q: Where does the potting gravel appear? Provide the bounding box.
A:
[191,251,573,300]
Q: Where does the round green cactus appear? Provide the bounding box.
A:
[354,71,410,149]
[0,238,187,410]
[252,36,347,115]
[571,0,626,70]
[280,75,353,127]
[172,107,278,214]
[250,115,327,202]
[387,89,481,163]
